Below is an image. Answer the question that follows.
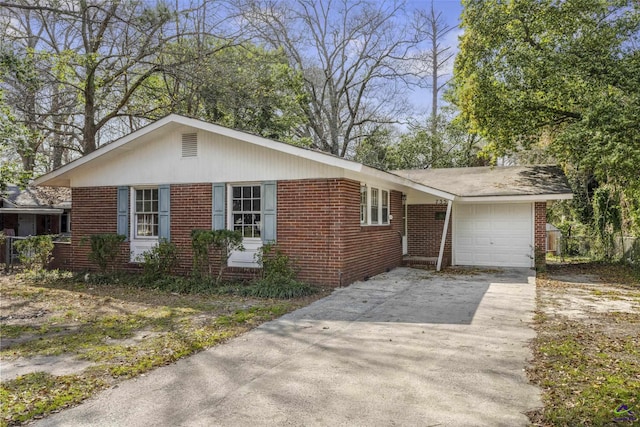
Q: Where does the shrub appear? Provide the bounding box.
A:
[239,281,317,299]
[248,244,317,298]
[84,234,126,273]
[255,243,297,284]
[191,229,243,283]
[139,239,179,281]
[13,235,54,272]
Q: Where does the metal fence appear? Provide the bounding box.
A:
[2,235,27,267]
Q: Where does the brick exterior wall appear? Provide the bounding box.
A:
[277,179,403,286]
[406,204,452,266]
[534,201,547,269]
[66,179,403,286]
[50,242,72,270]
[71,187,133,272]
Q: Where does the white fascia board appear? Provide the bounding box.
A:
[455,193,573,203]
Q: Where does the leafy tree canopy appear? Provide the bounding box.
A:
[452,0,640,232]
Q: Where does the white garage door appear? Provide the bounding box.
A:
[453,203,533,268]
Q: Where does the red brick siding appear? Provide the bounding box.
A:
[406,204,452,266]
[68,180,404,286]
[170,183,212,275]
[50,242,72,269]
[534,201,547,268]
[71,187,133,272]
[277,179,403,286]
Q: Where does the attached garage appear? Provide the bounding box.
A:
[453,203,533,268]
[393,166,573,270]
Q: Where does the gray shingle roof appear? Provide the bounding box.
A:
[3,185,71,209]
[392,165,572,197]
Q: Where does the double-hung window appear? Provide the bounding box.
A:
[135,188,158,237]
[232,185,261,238]
[370,188,379,224]
[361,185,390,226]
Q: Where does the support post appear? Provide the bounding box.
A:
[436,200,452,271]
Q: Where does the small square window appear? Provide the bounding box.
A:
[435,211,446,220]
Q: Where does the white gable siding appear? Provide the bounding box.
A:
[70,126,341,187]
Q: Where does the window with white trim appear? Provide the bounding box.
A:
[370,188,379,224]
[232,185,261,238]
[360,185,367,224]
[382,190,389,223]
[134,188,158,237]
[360,185,390,226]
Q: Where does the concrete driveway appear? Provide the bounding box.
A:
[36,267,541,427]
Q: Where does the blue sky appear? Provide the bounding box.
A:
[405,0,465,116]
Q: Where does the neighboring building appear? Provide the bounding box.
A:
[0,185,71,266]
[34,114,572,286]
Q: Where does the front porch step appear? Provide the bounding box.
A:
[402,256,438,269]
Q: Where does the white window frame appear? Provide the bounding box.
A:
[370,188,379,224]
[360,185,367,224]
[129,187,159,262]
[360,184,390,226]
[132,187,159,239]
[227,183,263,268]
[229,183,262,239]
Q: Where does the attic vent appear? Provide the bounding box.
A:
[181,133,198,157]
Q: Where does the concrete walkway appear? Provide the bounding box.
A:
[36,267,541,427]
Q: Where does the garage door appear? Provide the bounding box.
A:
[453,203,533,268]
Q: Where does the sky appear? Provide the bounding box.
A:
[405,0,465,116]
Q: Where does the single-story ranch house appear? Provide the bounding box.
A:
[34,114,572,286]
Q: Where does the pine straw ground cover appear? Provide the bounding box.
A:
[0,272,329,426]
[528,263,640,426]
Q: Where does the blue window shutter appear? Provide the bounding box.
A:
[212,183,226,230]
[158,185,171,241]
[262,181,277,243]
[117,186,129,238]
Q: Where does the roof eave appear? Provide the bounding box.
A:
[455,193,573,203]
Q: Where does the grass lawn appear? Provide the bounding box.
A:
[529,263,640,426]
[0,271,328,426]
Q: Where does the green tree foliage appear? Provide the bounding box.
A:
[452,0,640,234]
[153,40,308,144]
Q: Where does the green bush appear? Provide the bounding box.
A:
[13,235,54,272]
[248,243,317,298]
[239,281,317,299]
[191,229,243,283]
[139,240,179,281]
[84,234,126,273]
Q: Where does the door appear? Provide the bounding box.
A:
[453,203,533,268]
[18,214,36,236]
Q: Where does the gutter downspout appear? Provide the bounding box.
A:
[436,200,452,271]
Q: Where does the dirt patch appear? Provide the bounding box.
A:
[528,263,640,426]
